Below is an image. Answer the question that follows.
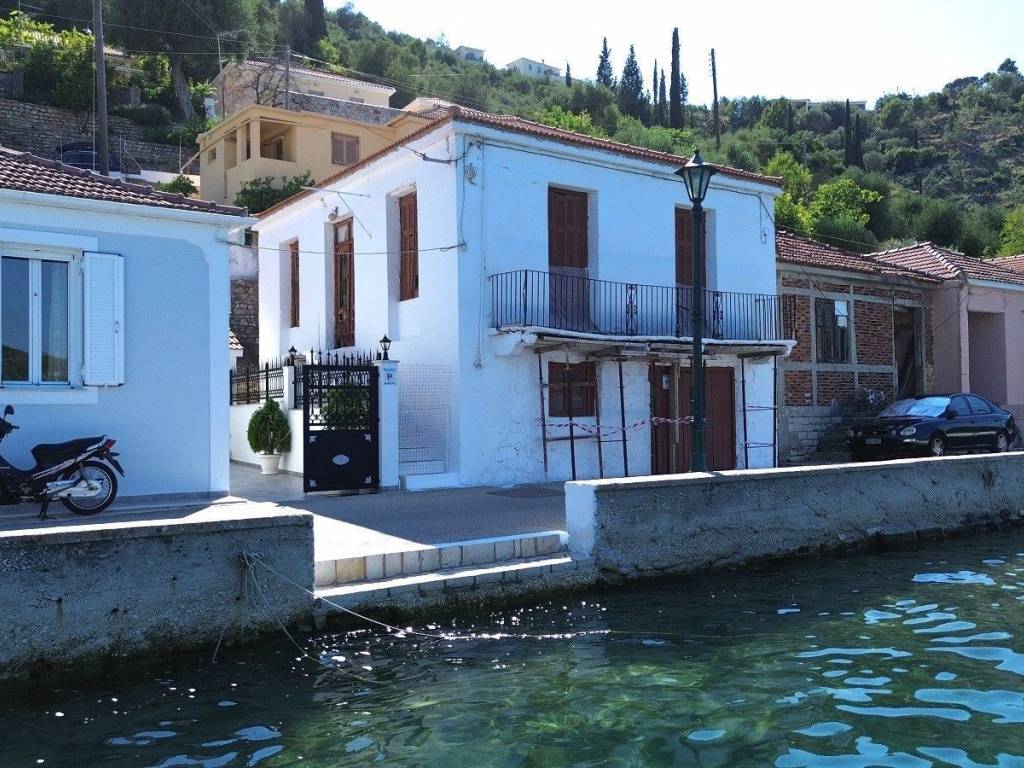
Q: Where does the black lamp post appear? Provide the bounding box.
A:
[675,150,717,472]
[379,334,392,361]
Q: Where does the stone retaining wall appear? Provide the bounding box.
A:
[0,97,196,173]
[566,453,1024,579]
[0,508,314,682]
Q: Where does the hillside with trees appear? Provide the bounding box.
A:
[3,0,1024,255]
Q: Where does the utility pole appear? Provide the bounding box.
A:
[92,0,109,175]
[284,45,291,110]
[710,48,720,152]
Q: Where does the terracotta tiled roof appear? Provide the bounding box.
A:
[872,242,1024,287]
[0,147,247,217]
[991,253,1024,273]
[257,105,780,219]
[776,230,939,283]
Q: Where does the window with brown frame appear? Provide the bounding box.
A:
[398,191,419,300]
[548,187,589,270]
[331,133,360,166]
[289,240,300,327]
[548,361,597,417]
[815,298,850,363]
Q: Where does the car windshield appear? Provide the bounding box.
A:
[879,397,950,418]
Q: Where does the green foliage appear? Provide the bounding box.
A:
[813,214,879,253]
[596,37,614,88]
[617,45,645,121]
[808,177,882,228]
[4,12,94,112]
[322,387,369,430]
[534,106,605,137]
[998,206,1024,255]
[110,103,173,127]
[913,197,963,248]
[764,151,812,201]
[774,192,811,233]
[234,171,314,213]
[154,175,198,196]
[246,398,291,455]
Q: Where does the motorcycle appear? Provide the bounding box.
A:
[0,405,124,519]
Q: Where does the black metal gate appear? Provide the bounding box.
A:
[302,363,379,493]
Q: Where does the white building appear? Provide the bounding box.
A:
[454,46,485,63]
[253,107,793,488]
[506,58,561,79]
[0,148,252,499]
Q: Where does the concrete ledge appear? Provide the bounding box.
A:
[0,507,315,682]
[567,452,1024,579]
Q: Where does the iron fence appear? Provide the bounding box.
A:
[293,348,379,408]
[490,269,796,342]
[229,360,285,405]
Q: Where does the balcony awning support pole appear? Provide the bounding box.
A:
[592,357,605,479]
[537,352,549,478]
[618,358,629,477]
[565,347,577,482]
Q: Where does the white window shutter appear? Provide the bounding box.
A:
[82,252,124,386]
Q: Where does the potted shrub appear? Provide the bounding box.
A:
[247,398,291,474]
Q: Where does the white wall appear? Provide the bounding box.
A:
[0,194,244,497]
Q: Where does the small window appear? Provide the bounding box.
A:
[289,241,300,327]
[398,192,419,301]
[2,255,70,384]
[966,394,993,414]
[348,97,365,104]
[548,362,596,417]
[331,133,360,166]
[207,147,217,162]
[815,299,850,363]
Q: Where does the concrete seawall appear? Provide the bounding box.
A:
[566,453,1024,578]
[0,507,314,682]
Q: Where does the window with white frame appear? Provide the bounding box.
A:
[0,246,124,388]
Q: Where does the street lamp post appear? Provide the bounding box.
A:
[675,150,718,472]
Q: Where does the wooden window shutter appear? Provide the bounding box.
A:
[548,188,589,270]
[675,207,694,285]
[399,192,419,300]
[82,251,124,386]
[289,241,300,327]
[331,133,360,165]
[548,361,596,417]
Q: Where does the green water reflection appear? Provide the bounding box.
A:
[6,531,1024,767]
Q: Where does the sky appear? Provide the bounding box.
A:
[336,0,1023,106]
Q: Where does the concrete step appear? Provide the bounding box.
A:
[804,450,851,464]
[314,553,590,610]
[314,530,567,589]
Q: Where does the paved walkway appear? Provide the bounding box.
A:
[0,464,568,563]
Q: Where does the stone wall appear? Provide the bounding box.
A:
[0,508,314,682]
[0,97,196,173]
[231,277,259,367]
[565,452,1024,579]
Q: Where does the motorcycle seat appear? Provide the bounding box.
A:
[31,437,105,465]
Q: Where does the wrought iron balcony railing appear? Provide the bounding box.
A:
[490,269,795,342]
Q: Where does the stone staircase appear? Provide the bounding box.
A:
[313,531,593,614]
[803,421,855,465]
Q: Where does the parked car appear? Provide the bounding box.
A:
[847,393,1017,460]
[55,143,122,173]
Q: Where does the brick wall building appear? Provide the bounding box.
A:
[776,231,939,463]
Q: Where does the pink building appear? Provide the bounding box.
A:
[874,243,1024,416]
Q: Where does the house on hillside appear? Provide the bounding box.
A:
[251,105,794,488]
[212,60,397,118]
[454,46,485,63]
[875,243,1024,417]
[506,58,561,79]
[775,231,938,463]
[197,95,434,206]
[0,148,252,498]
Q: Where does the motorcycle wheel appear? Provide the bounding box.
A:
[61,460,118,516]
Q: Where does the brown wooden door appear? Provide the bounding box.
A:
[333,220,354,348]
[651,363,736,473]
[399,191,418,300]
[548,188,590,330]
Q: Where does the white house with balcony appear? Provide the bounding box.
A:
[506,58,561,79]
[252,106,793,489]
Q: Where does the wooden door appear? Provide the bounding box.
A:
[548,188,589,330]
[333,220,354,348]
[651,364,736,473]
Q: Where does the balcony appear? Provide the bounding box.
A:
[489,270,795,343]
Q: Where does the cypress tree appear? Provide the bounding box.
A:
[843,99,853,166]
[669,28,682,128]
[853,113,864,167]
[657,69,667,126]
[786,101,795,135]
[565,63,572,88]
[597,37,614,88]
[618,44,645,120]
[303,0,327,47]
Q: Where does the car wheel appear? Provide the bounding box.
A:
[996,431,1010,453]
[928,435,946,457]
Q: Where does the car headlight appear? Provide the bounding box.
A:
[900,426,917,437]
[846,428,855,438]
